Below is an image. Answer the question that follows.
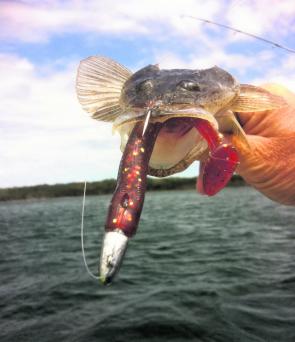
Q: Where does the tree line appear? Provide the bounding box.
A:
[0,175,246,201]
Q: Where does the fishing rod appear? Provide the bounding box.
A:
[182,15,295,54]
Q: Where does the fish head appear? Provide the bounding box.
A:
[76,56,287,178]
[120,64,239,116]
[115,64,241,177]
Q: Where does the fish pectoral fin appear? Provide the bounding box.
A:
[76,56,132,122]
[216,110,250,149]
[231,84,288,112]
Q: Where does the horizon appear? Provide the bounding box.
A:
[0,175,197,190]
[1,0,294,187]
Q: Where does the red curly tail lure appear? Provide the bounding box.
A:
[194,119,239,196]
[105,121,162,237]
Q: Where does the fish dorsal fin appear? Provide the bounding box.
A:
[231,84,288,112]
[76,56,132,122]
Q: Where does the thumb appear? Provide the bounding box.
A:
[226,133,269,182]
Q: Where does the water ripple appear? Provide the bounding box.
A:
[1,188,295,341]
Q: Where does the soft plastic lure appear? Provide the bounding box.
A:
[100,118,238,284]
[105,122,162,237]
[194,119,239,196]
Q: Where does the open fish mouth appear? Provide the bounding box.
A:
[114,107,219,175]
[113,106,218,130]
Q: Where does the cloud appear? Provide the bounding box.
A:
[0,53,122,187]
[154,49,259,73]
[0,0,220,43]
[226,0,295,38]
[251,54,295,92]
[1,1,294,187]
[2,0,294,44]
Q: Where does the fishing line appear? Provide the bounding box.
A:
[81,181,100,280]
[142,109,151,137]
[182,15,295,54]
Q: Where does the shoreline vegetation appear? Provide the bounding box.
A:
[0,175,246,201]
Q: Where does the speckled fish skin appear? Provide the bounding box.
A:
[120,64,239,115]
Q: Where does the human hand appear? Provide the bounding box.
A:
[232,84,295,205]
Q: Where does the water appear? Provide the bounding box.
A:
[0,188,295,342]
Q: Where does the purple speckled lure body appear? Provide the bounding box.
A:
[105,122,162,237]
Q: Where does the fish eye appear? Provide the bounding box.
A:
[178,80,201,91]
[136,80,154,93]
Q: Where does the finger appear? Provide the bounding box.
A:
[234,110,261,127]
[225,133,267,179]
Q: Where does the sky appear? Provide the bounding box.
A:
[0,0,294,188]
